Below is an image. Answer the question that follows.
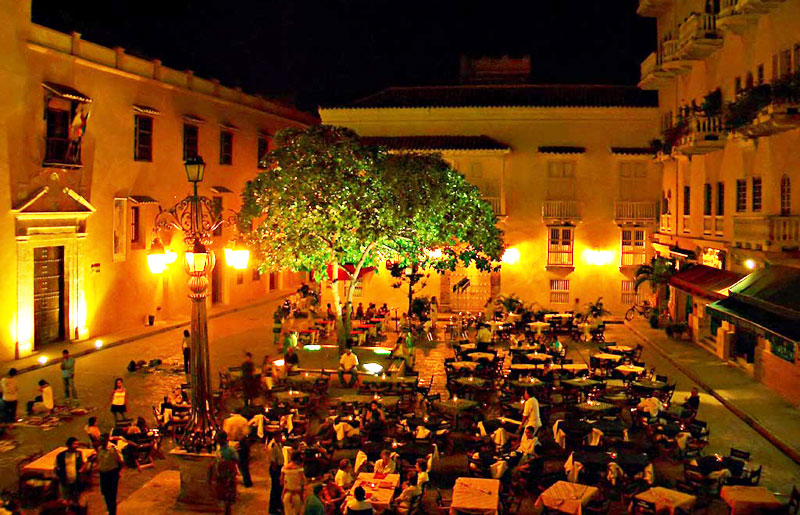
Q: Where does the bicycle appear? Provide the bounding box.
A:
[624,300,653,321]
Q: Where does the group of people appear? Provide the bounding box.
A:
[0,349,78,424]
[326,302,390,322]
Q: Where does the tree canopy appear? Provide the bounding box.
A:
[241,125,504,343]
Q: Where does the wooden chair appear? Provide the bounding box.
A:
[632,498,657,514]
[786,485,800,515]
[729,447,751,462]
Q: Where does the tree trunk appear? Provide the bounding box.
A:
[343,244,374,348]
[329,263,346,347]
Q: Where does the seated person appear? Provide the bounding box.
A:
[374,450,397,474]
[335,459,354,489]
[338,346,359,388]
[316,418,336,448]
[26,379,54,415]
[284,346,299,372]
[344,486,374,515]
[85,416,101,448]
[124,417,150,438]
[334,417,361,447]
[377,304,389,318]
[414,458,429,489]
[637,395,663,418]
[516,425,539,458]
[365,303,377,320]
[393,472,421,514]
[320,474,345,513]
[683,387,700,414]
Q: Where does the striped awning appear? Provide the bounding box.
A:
[43,82,92,103]
[538,146,585,154]
[133,104,161,115]
[670,265,743,301]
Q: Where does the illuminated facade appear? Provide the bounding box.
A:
[0,2,313,361]
[639,0,800,402]
[320,62,661,316]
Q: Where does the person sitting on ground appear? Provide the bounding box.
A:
[344,486,374,515]
[338,346,359,388]
[393,472,421,514]
[85,416,101,448]
[27,379,54,415]
[320,474,345,513]
[334,459,354,489]
[374,450,396,474]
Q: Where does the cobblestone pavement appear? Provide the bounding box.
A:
[4,310,800,512]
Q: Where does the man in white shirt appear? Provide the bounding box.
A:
[1,368,19,422]
[521,388,541,433]
[344,486,374,515]
[27,379,54,415]
[338,347,359,388]
[476,324,492,352]
[516,425,539,457]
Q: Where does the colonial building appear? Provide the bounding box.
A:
[638,0,800,402]
[320,57,661,318]
[0,2,314,361]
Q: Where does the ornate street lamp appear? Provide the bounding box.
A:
[148,155,248,453]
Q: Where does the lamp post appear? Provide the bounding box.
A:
[148,155,247,453]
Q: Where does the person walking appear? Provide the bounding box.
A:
[266,432,285,514]
[282,451,306,515]
[520,387,542,434]
[181,329,191,375]
[1,368,19,423]
[97,433,123,515]
[60,349,77,405]
[238,433,253,488]
[109,378,127,422]
[215,431,239,515]
[241,352,257,407]
[55,437,88,507]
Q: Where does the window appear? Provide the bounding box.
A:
[736,179,747,212]
[781,175,791,215]
[547,161,576,199]
[134,115,153,162]
[752,177,762,212]
[236,271,244,285]
[212,196,223,236]
[757,64,765,85]
[619,162,647,200]
[550,279,570,304]
[795,45,800,75]
[45,105,71,163]
[780,49,792,78]
[683,186,691,216]
[621,228,646,267]
[547,226,574,266]
[183,124,198,160]
[130,206,140,243]
[257,134,270,168]
[220,130,233,165]
[621,280,641,306]
[252,268,261,281]
[717,182,725,216]
[772,53,778,81]
[704,183,712,216]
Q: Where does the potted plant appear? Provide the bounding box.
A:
[583,297,611,323]
[494,293,524,316]
[634,257,679,326]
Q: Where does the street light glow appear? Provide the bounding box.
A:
[37,355,48,364]
[745,259,756,270]
[502,247,520,265]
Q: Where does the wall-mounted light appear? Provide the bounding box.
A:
[224,240,250,270]
[147,237,168,274]
[37,355,48,365]
[583,249,614,266]
[501,247,521,265]
[94,340,103,349]
[744,259,756,270]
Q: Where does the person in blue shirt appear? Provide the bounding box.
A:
[304,483,325,515]
[60,349,77,404]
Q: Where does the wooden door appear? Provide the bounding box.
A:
[445,265,493,313]
[33,246,65,347]
[211,263,222,304]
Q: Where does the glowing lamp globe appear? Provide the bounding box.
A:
[501,247,521,265]
[184,155,206,183]
[224,241,250,270]
[147,238,168,274]
[185,240,212,275]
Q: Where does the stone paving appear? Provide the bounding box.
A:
[3,306,800,512]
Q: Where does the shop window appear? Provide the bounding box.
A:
[550,279,570,304]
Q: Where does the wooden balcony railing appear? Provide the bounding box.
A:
[615,202,658,224]
[542,200,581,221]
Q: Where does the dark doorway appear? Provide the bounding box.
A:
[269,272,277,291]
[33,246,65,348]
[734,329,757,364]
[211,263,222,304]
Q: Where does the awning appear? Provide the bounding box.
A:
[538,146,585,154]
[725,265,800,318]
[42,82,92,103]
[220,122,239,131]
[128,195,159,205]
[133,104,161,115]
[706,297,800,345]
[670,265,743,301]
[211,186,233,194]
[183,114,205,124]
[610,147,654,156]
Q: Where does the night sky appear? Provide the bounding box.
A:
[32,0,654,112]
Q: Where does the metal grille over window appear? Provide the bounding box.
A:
[550,279,570,304]
[621,280,641,306]
[621,228,646,266]
[547,226,574,266]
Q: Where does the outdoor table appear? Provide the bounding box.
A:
[526,352,552,363]
[631,379,668,391]
[577,322,594,340]
[298,329,319,345]
[355,323,379,338]
[451,361,480,372]
[22,447,96,479]
[273,390,310,404]
[337,394,400,408]
[575,401,617,414]
[348,472,400,512]
[449,477,500,515]
[508,378,544,389]
[488,321,506,335]
[615,364,646,376]
[455,376,488,388]
[605,345,633,355]
[393,441,435,461]
[720,486,782,514]
[509,344,541,353]
[510,363,540,372]
[286,373,321,389]
[350,330,367,345]
[535,480,599,515]
[369,318,385,330]
[506,313,521,323]
[435,398,479,415]
[561,378,604,390]
[544,313,574,320]
[573,450,650,476]
[467,352,496,362]
[528,321,550,336]
[588,418,628,437]
[551,363,590,377]
[361,375,418,388]
[636,487,696,515]
[592,353,622,363]
[459,343,478,352]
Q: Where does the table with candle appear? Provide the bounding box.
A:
[575,400,617,414]
[636,487,697,515]
[337,394,400,408]
[535,480,599,515]
[615,364,646,377]
[561,377,604,390]
[577,322,594,341]
[346,472,400,512]
[451,361,480,372]
[508,377,544,389]
[21,447,96,480]
[458,343,478,352]
[272,389,310,404]
[550,363,590,376]
[467,351,496,362]
[525,352,552,363]
[631,379,669,392]
[592,352,623,364]
[605,345,633,355]
[434,397,479,430]
[285,373,321,390]
[528,321,550,336]
[449,477,500,515]
[455,376,488,388]
[573,450,651,477]
[361,375,418,388]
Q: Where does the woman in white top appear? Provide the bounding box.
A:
[374,450,396,474]
[110,378,127,421]
[334,459,354,489]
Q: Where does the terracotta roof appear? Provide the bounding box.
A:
[361,135,509,151]
[334,85,658,109]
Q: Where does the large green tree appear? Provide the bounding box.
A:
[241,125,504,344]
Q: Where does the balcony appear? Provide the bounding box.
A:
[615,201,658,225]
[677,13,723,60]
[682,215,692,234]
[732,215,800,250]
[483,196,505,218]
[703,215,725,236]
[661,37,693,75]
[718,0,760,34]
[675,114,726,155]
[542,200,581,223]
[621,251,648,267]
[43,137,82,169]
[639,52,675,90]
[638,0,673,17]
[744,100,800,137]
[740,0,787,14]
